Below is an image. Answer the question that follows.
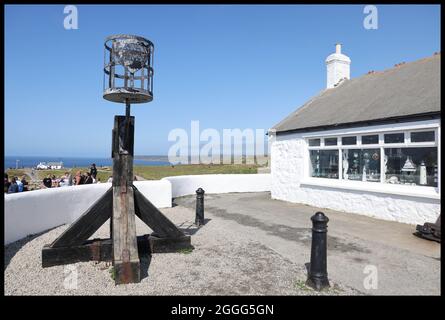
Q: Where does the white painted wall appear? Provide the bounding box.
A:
[4,174,271,245]
[271,120,441,225]
[4,180,172,245]
[162,174,272,198]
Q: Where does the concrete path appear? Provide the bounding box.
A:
[175,192,441,295]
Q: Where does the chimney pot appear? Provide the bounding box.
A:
[335,43,341,54]
[326,44,351,89]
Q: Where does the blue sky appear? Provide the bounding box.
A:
[5,5,440,157]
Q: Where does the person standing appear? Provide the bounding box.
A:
[4,173,10,193]
[51,175,58,188]
[90,163,97,180]
[42,174,52,188]
[84,172,93,184]
[21,176,29,191]
[16,177,24,192]
[8,177,18,193]
[74,171,83,185]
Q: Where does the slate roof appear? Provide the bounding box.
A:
[272,53,441,134]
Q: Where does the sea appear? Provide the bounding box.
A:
[4,156,171,169]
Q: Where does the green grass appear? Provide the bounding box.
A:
[177,247,194,254]
[109,267,116,280]
[31,168,111,183]
[294,279,313,292]
[5,169,27,179]
[133,164,259,180]
[6,164,259,189]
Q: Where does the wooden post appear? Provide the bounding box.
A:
[112,114,140,284]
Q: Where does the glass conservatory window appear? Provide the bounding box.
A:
[308,138,321,146]
[342,149,381,182]
[410,131,435,143]
[324,137,337,146]
[309,150,339,179]
[384,133,404,143]
[307,128,438,188]
[342,136,357,145]
[362,134,379,145]
[384,147,438,187]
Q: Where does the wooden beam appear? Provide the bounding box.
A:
[49,188,113,248]
[112,115,140,284]
[133,186,185,239]
[42,236,151,268]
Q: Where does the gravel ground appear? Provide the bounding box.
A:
[4,201,360,295]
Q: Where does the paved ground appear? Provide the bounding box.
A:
[4,192,440,295]
[175,192,441,295]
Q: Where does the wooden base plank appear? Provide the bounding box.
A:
[42,235,151,268]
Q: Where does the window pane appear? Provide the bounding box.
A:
[362,135,379,144]
[342,149,381,182]
[384,133,404,143]
[325,138,337,146]
[384,147,438,187]
[310,150,339,179]
[308,138,320,146]
[342,136,357,145]
[411,131,435,143]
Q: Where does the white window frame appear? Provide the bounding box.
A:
[304,124,439,195]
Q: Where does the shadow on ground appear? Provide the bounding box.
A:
[176,219,212,236]
[4,225,63,270]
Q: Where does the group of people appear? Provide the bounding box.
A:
[42,164,102,188]
[4,164,107,193]
[4,173,29,193]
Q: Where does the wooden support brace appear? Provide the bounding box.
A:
[133,186,185,239]
[48,188,113,248]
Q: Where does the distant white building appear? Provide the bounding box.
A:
[269,45,440,225]
[36,162,63,170]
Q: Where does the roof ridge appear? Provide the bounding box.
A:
[362,52,440,77]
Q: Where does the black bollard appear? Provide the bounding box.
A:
[306,211,330,291]
[195,188,205,226]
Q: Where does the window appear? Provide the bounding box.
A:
[308,138,320,146]
[306,128,438,188]
[342,136,356,145]
[411,131,435,143]
[362,134,378,145]
[325,138,337,146]
[384,133,404,144]
[384,147,438,187]
[343,149,380,182]
[309,150,339,179]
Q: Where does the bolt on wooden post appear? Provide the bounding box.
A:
[306,211,330,291]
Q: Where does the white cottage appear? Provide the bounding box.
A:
[269,45,440,225]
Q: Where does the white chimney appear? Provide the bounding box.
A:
[325,43,351,89]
